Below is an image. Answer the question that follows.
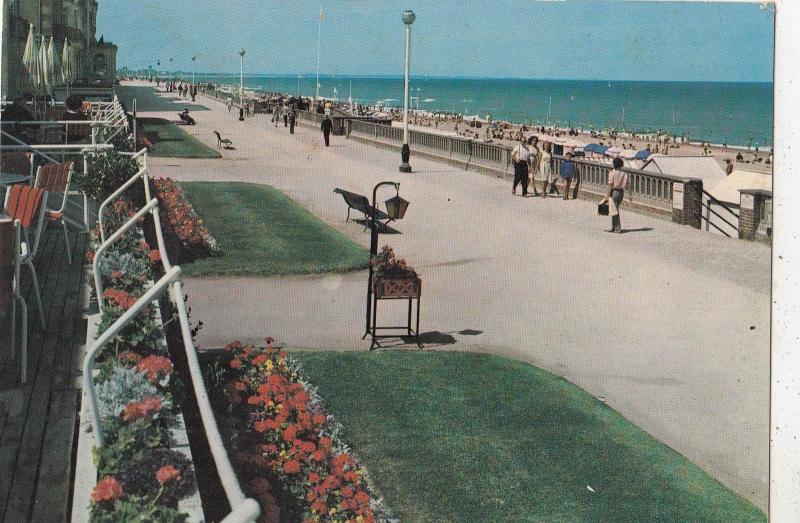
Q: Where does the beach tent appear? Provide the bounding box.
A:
[707,169,772,205]
[641,155,727,190]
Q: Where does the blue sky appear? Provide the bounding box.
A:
[98,0,774,82]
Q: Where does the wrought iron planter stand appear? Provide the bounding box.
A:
[369,276,422,350]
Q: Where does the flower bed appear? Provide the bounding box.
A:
[152,177,222,263]
[208,340,393,523]
[74,195,202,522]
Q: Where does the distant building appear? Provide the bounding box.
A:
[1,0,117,99]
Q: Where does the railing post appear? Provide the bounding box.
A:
[671,178,703,229]
[738,189,772,242]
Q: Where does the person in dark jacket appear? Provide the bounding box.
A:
[321,115,333,146]
[288,106,297,134]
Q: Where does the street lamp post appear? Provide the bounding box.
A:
[192,55,196,84]
[239,49,246,121]
[363,182,410,337]
[399,9,415,173]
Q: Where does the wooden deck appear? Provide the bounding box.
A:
[0,227,88,523]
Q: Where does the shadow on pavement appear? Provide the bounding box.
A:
[620,227,654,234]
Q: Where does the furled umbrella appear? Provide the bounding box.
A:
[39,36,50,97]
[61,38,72,87]
[48,37,61,91]
[21,24,39,90]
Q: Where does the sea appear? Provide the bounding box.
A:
[187,74,773,148]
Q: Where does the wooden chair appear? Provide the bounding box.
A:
[4,184,47,330]
[34,162,74,264]
[1,219,28,383]
[214,131,233,149]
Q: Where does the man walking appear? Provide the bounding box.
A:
[283,104,289,127]
[321,114,333,146]
[288,106,297,134]
[559,152,580,200]
[511,136,530,196]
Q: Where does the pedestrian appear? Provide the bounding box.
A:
[725,158,733,175]
[527,136,541,196]
[559,152,579,200]
[321,114,333,146]
[539,142,558,197]
[227,97,233,113]
[599,157,628,233]
[272,107,280,127]
[283,104,289,127]
[191,85,196,102]
[511,136,530,197]
[288,106,297,134]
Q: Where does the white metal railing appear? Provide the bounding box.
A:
[98,149,150,243]
[92,198,159,309]
[83,166,260,521]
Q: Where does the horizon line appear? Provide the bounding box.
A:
[128,70,773,84]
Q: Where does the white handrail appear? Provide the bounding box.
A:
[93,198,159,309]
[83,167,260,520]
[97,166,149,243]
[83,266,182,446]
[0,143,113,151]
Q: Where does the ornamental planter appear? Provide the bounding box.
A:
[372,274,422,298]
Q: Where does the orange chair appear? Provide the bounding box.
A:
[34,161,74,264]
[1,218,29,383]
[3,184,47,330]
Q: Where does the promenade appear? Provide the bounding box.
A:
[118,81,770,510]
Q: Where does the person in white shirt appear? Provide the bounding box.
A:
[511,136,531,196]
[599,157,629,233]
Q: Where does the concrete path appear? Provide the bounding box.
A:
[119,82,770,509]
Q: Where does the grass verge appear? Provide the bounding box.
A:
[138,117,221,158]
[179,182,370,276]
[294,350,765,523]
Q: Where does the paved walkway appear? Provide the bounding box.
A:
[119,82,770,510]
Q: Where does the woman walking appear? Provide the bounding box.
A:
[599,157,628,233]
[527,136,541,196]
[538,143,556,197]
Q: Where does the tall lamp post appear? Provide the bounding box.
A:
[399,9,416,173]
[238,49,246,121]
[363,182,410,337]
[191,55,196,84]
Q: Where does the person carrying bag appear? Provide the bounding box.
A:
[599,157,628,233]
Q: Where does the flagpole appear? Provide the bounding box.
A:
[316,6,322,100]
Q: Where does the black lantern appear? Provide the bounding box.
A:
[384,194,409,220]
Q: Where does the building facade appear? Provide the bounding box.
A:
[1,0,117,99]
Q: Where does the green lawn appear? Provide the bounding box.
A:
[294,351,766,523]
[138,117,221,158]
[179,182,370,276]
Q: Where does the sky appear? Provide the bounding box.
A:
[97,0,775,82]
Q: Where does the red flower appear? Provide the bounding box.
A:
[313,414,326,426]
[148,249,161,263]
[103,288,137,309]
[308,472,321,484]
[283,460,301,475]
[320,437,333,449]
[156,464,181,484]
[137,355,173,383]
[300,441,316,453]
[282,425,298,443]
[91,475,123,503]
[225,341,243,352]
[233,381,246,391]
[230,359,242,369]
[111,271,124,280]
[355,491,370,504]
[251,354,268,366]
[254,420,269,433]
[123,396,162,422]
